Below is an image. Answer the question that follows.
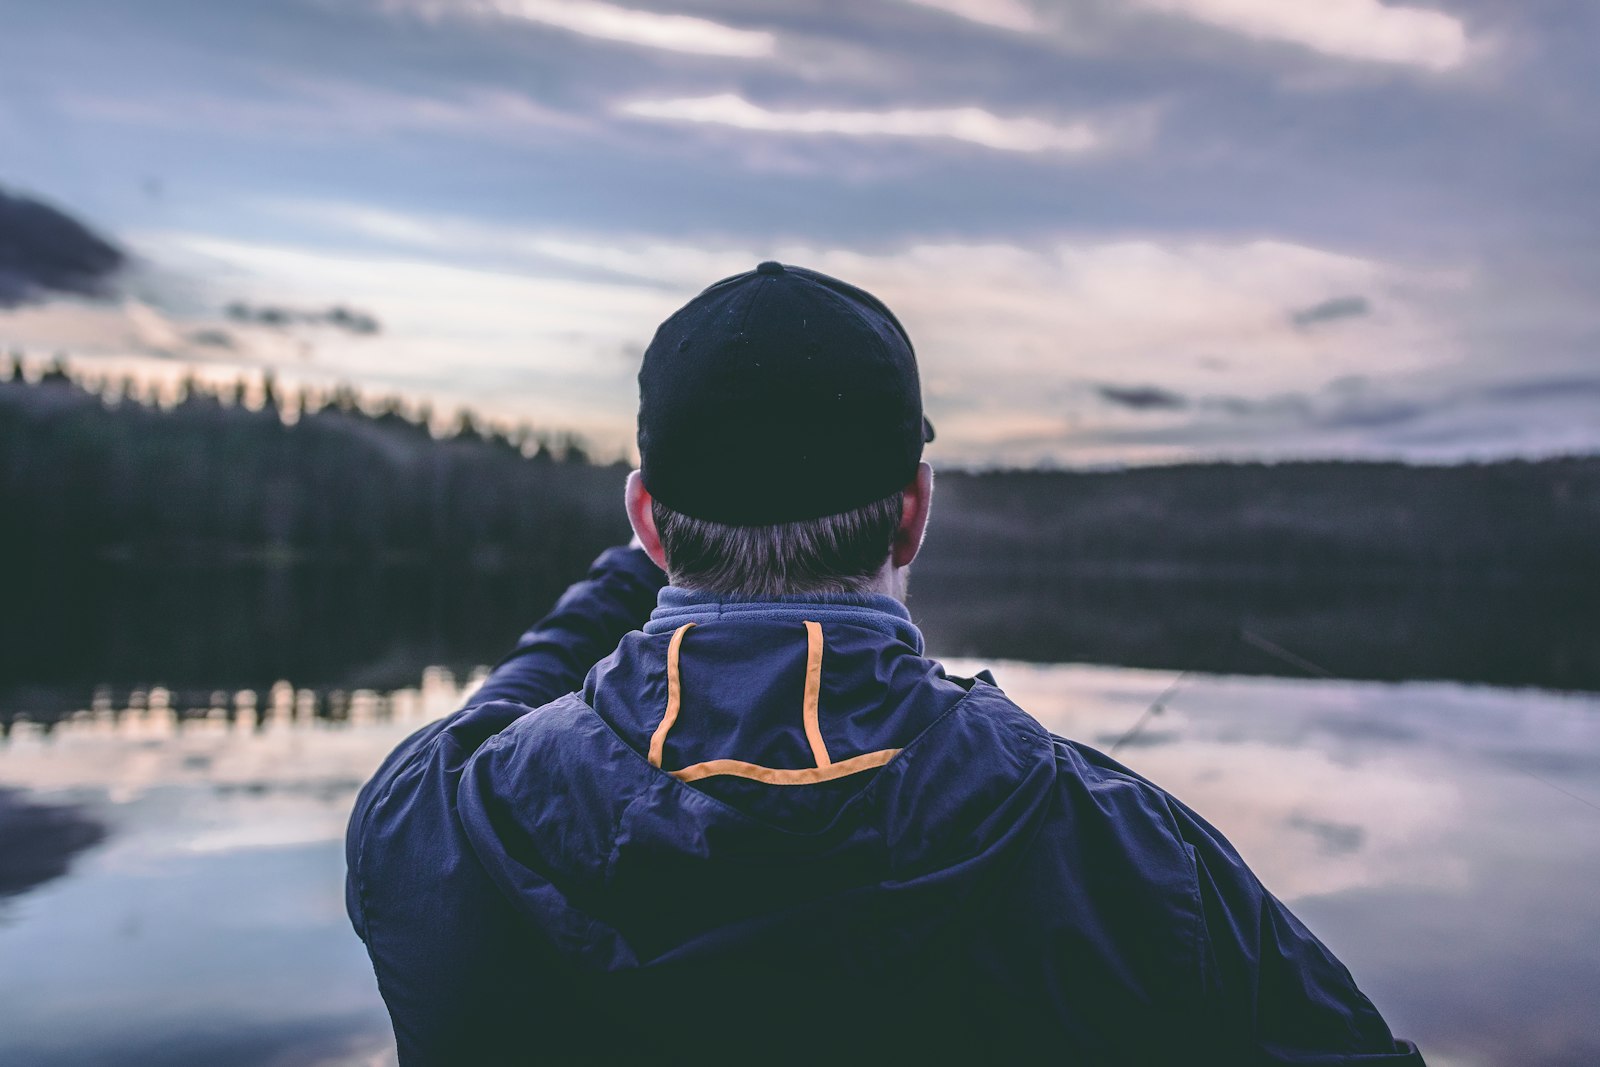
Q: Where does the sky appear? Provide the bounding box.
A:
[1,0,1597,466]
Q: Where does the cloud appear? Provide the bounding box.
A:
[896,0,1037,33]
[187,328,238,350]
[617,93,1109,154]
[1291,294,1371,328]
[1097,384,1189,410]
[0,295,255,363]
[1131,0,1472,71]
[41,207,1599,466]
[1286,813,1366,857]
[1483,375,1600,403]
[190,207,1462,463]
[1057,361,1600,465]
[3,0,1589,471]
[391,0,774,57]
[225,301,382,335]
[129,229,691,440]
[270,207,1417,397]
[1203,392,1314,419]
[57,79,586,144]
[0,189,125,308]
[1314,396,1427,430]
[123,299,189,354]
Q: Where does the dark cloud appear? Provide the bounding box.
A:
[225,302,380,335]
[1204,393,1313,419]
[187,328,237,349]
[1286,813,1365,857]
[1316,398,1428,430]
[1291,295,1371,329]
[0,188,125,308]
[1483,375,1600,402]
[1097,384,1188,410]
[1205,384,1424,430]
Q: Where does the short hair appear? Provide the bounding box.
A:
[652,492,903,598]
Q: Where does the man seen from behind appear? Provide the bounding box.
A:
[346,260,1425,1065]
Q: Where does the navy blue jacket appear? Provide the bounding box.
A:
[347,547,1423,1065]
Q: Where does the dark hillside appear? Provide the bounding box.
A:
[922,461,1600,581]
[0,363,628,694]
[3,360,1597,700]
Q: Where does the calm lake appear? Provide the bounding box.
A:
[2,658,1598,1066]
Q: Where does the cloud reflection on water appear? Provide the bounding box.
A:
[1,662,1598,1065]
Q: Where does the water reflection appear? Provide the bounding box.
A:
[5,566,1597,712]
[0,668,480,1067]
[0,789,106,899]
[913,573,1600,692]
[0,664,1597,1066]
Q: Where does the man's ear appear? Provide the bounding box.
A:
[625,470,670,572]
[891,461,934,569]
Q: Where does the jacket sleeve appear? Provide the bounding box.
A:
[469,544,668,709]
[1169,795,1427,1065]
[344,545,665,1065]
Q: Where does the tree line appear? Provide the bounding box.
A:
[4,354,1597,583]
[0,355,629,581]
[3,356,1597,696]
[920,459,1600,582]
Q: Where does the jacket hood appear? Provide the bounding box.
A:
[455,609,1057,975]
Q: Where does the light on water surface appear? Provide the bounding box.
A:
[1,663,1597,1067]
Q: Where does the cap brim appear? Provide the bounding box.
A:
[922,415,936,443]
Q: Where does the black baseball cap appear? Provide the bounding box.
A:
[638,260,933,526]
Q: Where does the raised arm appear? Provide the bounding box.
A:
[347,543,663,889]
[345,544,664,1064]
[469,543,666,709]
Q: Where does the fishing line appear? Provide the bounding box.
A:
[1239,629,1336,679]
[1109,628,1238,756]
[1243,631,1600,815]
[1228,629,1600,818]
[1511,766,1600,814]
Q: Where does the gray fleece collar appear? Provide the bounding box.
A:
[644,585,924,654]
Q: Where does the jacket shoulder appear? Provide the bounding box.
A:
[951,679,1198,858]
[940,680,1205,949]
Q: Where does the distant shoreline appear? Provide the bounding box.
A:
[4,368,1597,702]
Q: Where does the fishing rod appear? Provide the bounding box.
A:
[1111,625,1600,817]
[1108,628,1240,756]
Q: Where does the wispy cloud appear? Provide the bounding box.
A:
[1098,384,1189,411]
[120,229,688,439]
[896,0,1037,33]
[617,93,1107,154]
[1291,294,1372,328]
[57,80,585,142]
[1132,0,1472,71]
[37,200,1584,465]
[392,0,774,57]
[0,297,268,365]
[180,205,1463,462]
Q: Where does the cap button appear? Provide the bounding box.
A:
[756,260,786,276]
